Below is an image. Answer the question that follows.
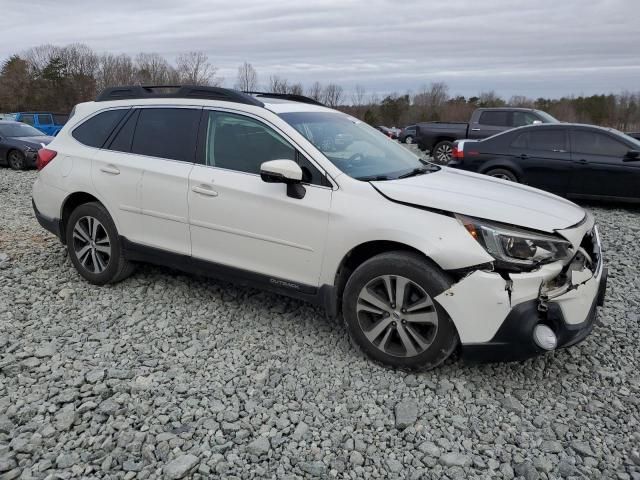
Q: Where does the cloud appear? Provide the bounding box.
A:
[1,0,638,98]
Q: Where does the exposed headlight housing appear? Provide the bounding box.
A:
[24,146,37,152]
[456,214,573,270]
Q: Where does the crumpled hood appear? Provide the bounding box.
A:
[372,167,585,232]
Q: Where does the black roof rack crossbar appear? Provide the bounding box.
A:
[95,85,264,107]
[243,91,325,107]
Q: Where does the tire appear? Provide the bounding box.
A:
[8,150,26,170]
[342,251,459,371]
[485,168,518,182]
[405,136,414,144]
[432,141,453,164]
[65,202,135,285]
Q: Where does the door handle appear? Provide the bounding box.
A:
[99,165,120,175]
[576,159,588,164]
[552,149,567,153]
[519,154,529,160]
[192,185,218,197]
[471,128,481,131]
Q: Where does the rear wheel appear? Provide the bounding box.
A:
[8,150,25,170]
[65,202,135,285]
[405,136,414,144]
[342,252,459,370]
[485,168,518,182]
[432,141,453,164]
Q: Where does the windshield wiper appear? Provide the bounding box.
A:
[355,174,393,181]
[397,167,430,179]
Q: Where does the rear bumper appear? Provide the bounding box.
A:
[33,199,62,241]
[462,267,607,363]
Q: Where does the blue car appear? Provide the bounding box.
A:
[11,112,68,136]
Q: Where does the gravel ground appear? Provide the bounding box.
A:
[1,167,639,480]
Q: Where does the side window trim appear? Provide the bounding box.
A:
[197,107,335,189]
[102,108,140,153]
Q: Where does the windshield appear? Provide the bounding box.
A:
[0,123,45,137]
[534,110,559,123]
[280,111,433,180]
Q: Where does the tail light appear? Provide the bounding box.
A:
[36,148,57,170]
[452,145,479,160]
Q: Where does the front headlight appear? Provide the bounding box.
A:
[456,214,573,269]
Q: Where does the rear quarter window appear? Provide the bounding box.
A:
[72,109,129,148]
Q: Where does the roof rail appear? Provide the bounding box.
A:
[244,91,325,107]
[95,85,264,107]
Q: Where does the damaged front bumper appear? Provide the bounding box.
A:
[436,225,607,362]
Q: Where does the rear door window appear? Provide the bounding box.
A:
[131,108,201,162]
[572,130,629,157]
[528,130,567,152]
[20,114,35,126]
[72,109,129,148]
[106,110,140,153]
[478,111,509,126]
[37,114,53,126]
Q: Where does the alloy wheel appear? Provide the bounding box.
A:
[435,145,452,164]
[356,275,438,357]
[490,173,513,181]
[406,136,413,144]
[8,151,24,169]
[72,216,111,274]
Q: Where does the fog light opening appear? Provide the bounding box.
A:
[533,324,557,350]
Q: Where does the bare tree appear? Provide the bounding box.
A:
[322,83,343,107]
[269,75,289,93]
[97,53,137,90]
[307,81,322,101]
[135,53,176,85]
[477,90,505,107]
[176,51,218,86]
[413,82,449,120]
[508,95,533,107]
[289,83,303,95]
[23,44,62,75]
[235,62,258,91]
[351,84,366,107]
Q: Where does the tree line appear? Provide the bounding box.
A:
[1,44,638,131]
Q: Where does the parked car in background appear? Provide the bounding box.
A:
[376,126,399,139]
[12,112,68,136]
[399,125,417,144]
[33,85,606,370]
[0,121,54,170]
[416,108,558,163]
[449,123,640,202]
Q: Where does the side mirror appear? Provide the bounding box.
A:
[532,120,543,125]
[260,159,306,199]
[623,150,640,162]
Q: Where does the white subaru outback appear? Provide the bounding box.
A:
[32,86,607,370]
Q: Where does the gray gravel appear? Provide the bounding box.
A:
[1,168,639,479]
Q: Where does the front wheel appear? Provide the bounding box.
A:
[65,202,135,285]
[405,136,414,144]
[342,252,459,370]
[8,150,26,170]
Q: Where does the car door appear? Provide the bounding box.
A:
[89,108,147,246]
[469,110,509,139]
[188,109,332,287]
[569,128,640,200]
[508,128,571,195]
[126,107,201,255]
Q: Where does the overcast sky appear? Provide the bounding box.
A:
[2,0,639,99]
